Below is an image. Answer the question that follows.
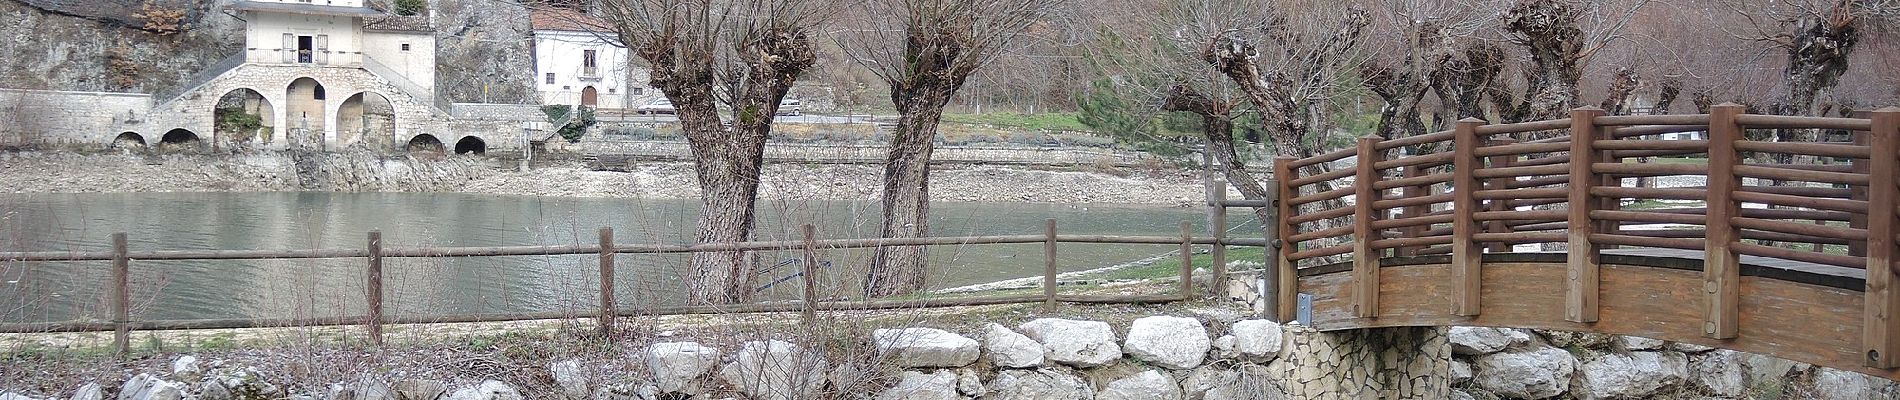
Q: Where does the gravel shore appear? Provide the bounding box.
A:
[0,152,1213,206]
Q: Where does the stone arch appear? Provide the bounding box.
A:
[112,132,147,149]
[406,134,445,153]
[338,91,396,148]
[214,88,275,146]
[285,77,328,147]
[158,128,203,152]
[455,136,487,155]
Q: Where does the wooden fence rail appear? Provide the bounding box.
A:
[1272,104,1900,368]
[1,213,1283,355]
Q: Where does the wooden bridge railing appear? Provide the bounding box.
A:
[1,220,1266,356]
[1272,104,1900,368]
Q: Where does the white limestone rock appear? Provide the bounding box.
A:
[1122,316,1210,370]
[982,323,1047,368]
[1449,327,1529,355]
[548,360,588,400]
[873,327,981,368]
[1228,319,1283,362]
[1541,330,1614,349]
[1097,370,1182,400]
[719,340,828,400]
[985,369,1092,400]
[392,380,446,400]
[1472,346,1576,399]
[0,392,39,400]
[1450,360,1473,384]
[69,383,103,400]
[170,356,203,381]
[443,381,520,400]
[1669,341,1717,353]
[1689,350,1747,398]
[1812,368,1884,399]
[955,368,985,397]
[202,366,282,399]
[1618,335,1665,351]
[1210,335,1236,359]
[1178,366,1238,400]
[643,342,721,395]
[1018,318,1121,368]
[875,370,959,400]
[117,374,187,400]
[1570,351,1687,400]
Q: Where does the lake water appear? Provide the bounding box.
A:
[0,193,1256,323]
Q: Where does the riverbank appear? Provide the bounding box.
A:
[0,152,1212,206]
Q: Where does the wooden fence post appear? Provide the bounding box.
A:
[1044,218,1058,311]
[1260,179,1283,321]
[366,230,384,346]
[1567,106,1606,323]
[1452,118,1486,316]
[1705,103,1745,340]
[111,232,129,357]
[1863,106,1900,368]
[1397,164,1428,257]
[1353,136,1384,318]
[801,224,819,324]
[1211,179,1229,299]
[1180,221,1195,299]
[1484,138,1517,253]
[1273,157,1299,323]
[598,227,616,337]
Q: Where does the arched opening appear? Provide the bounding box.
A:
[158,129,202,152]
[454,136,487,155]
[112,132,147,149]
[285,77,327,147]
[406,134,445,154]
[338,91,396,148]
[581,86,599,107]
[214,88,275,146]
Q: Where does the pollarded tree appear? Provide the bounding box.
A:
[596,0,831,304]
[839,0,1065,298]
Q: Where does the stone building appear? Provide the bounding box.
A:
[528,7,656,110]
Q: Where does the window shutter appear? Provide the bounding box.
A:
[282,33,295,63]
[315,35,330,65]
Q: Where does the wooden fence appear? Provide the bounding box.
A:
[1271,104,1900,367]
[0,216,1275,355]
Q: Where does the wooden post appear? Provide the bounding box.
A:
[366,230,384,346]
[1397,164,1428,257]
[801,224,819,324]
[110,232,129,357]
[1211,179,1229,299]
[1260,180,1283,321]
[1273,157,1299,323]
[1352,136,1384,318]
[1704,103,1745,340]
[597,227,616,337]
[1484,138,1516,253]
[1452,118,1486,316]
[1567,107,1606,323]
[1864,106,1900,368]
[1044,218,1058,311]
[1180,221,1195,299]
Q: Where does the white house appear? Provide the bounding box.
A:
[530,7,653,109]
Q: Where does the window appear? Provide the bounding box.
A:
[582,50,598,77]
[401,43,411,52]
[546,73,555,84]
[608,88,616,94]
[632,88,643,95]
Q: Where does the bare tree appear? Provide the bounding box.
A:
[839,0,1063,297]
[1361,0,1490,140]
[1496,0,1651,123]
[596,0,830,304]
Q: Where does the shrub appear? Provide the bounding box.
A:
[134,1,189,36]
[394,0,426,16]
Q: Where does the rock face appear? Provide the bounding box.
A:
[431,0,536,103]
[1471,346,1576,399]
[1229,319,1284,362]
[644,342,721,395]
[1122,316,1210,370]
[1449,327,1529,355]
[1019,318,1122,368]
[875,370,959,400]
[720,340,828,400]
[1097,370,1183,400]
[442,381,520,400]
[0,1,241,94]
[873,327,981,368]
[982,323,1046,368]
[1570,351,1687,400]
[117,374,187,400]
[986,369,1092,400]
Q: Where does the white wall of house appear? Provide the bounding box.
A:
[252,0,367,7]
[533,29,638,109]
[243,12,365,66]
[361,30,436,92]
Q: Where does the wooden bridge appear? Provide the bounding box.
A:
[1264,104,1900,379]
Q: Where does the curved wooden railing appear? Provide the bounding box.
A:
[1272,104,1900,368]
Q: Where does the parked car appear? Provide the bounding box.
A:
[636,99,675,115]
[777,98,802,116]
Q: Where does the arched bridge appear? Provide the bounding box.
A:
[1265,104,1900,379]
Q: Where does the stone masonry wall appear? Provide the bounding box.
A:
[0,88,153,146]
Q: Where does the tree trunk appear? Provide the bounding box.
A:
[865,90,953,298]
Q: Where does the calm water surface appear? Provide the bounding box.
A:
[0,192,1250,323]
